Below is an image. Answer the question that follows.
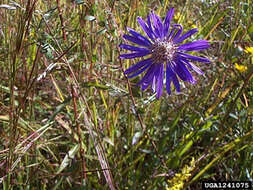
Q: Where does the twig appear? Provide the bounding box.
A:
[56,0,67,41]
[71,85,87,180]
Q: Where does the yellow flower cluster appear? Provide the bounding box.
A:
[245,47,253,64]
[167,158,196,190]
[234,63,247,72]
[245,47,253,55]
[234,46,253,72]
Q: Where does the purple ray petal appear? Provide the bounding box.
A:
[123,34,150,47]
[156,64,164,98]
[119,44,150,52]
[119,51,150,59]
[178,40,210,51]
[137,64,158,88]
[177,52,210,63]
[167,63,180,92]
[150,11,163,38]
[124,58,152,75]
[127,62,152,78]
[151,76,156,93]
[164,8,174,37]
[151,64,162,93]
[170,24,183,41]
[141,80,151,91]
[172,74,180,92]
[174,28,198,44]
[180,57,204,75]
[137,17,154,41]
[141,71,157,91]
[127,27,152,47]
[175,58,196,84]
[172,60,187,81]
[166,62,172,94]
[147,14,155,37]
[125,59,153,78]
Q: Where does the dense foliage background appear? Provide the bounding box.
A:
[0,0,252,189]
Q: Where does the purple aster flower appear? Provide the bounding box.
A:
[119,8,210,99]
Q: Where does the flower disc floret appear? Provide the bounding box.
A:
[151,40,177,63]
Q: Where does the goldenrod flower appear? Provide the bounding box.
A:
[167,158,196,190]
[245,47,253,55]
[235,63,247,72]
[245,47,253,63]
[174,12,181,20]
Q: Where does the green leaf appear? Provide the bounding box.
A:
[248,24,253,34]
[56,145,79,174]
[81,82,109,90]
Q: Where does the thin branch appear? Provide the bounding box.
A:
[56,0,67,41]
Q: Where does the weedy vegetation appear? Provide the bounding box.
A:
[0,0,252,189]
